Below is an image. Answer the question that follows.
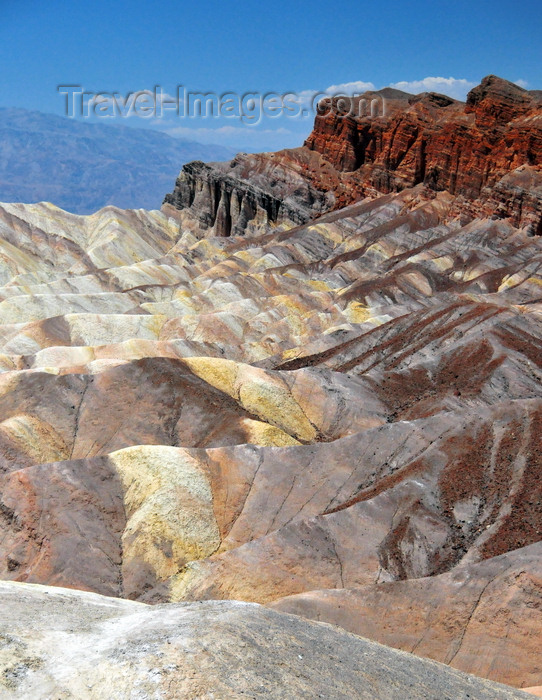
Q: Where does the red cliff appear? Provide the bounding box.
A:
[305,75,542,231]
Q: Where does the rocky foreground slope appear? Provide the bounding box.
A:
[0,581,531,699]
[0,75,540,697]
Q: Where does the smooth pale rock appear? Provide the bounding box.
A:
[0,292,137,324]
[0,581,531,699]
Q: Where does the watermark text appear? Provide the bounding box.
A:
[57,85,387,125]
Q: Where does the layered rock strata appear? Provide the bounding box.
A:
[166,75,542,236]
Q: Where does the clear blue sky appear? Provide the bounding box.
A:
[1,0,540,150]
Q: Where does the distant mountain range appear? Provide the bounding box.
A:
[0,108,235,214]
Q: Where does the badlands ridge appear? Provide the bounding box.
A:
[0,75,540,698]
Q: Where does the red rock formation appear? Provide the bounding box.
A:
[166,76,542,236]
[304,75,542,229]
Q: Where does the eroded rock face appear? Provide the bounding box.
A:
[305,75,542,227]
[165,76,542,237]
[0,581,531,699]
[163,149,360,237]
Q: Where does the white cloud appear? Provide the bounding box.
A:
[389,77,477,101]
[296,81,376,111]
[297,77,477,110]
[324,80,376,95]
[514,79,529,89]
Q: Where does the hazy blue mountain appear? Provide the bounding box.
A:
[0,108,235,214]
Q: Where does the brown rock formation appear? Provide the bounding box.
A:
[165,75,542,236]
[304,75,542,228]
[163,148,363,237]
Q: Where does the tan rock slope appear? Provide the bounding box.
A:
[270,543,542,688]
[0,75,540,696]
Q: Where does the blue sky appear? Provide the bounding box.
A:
[0,0,540,151]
